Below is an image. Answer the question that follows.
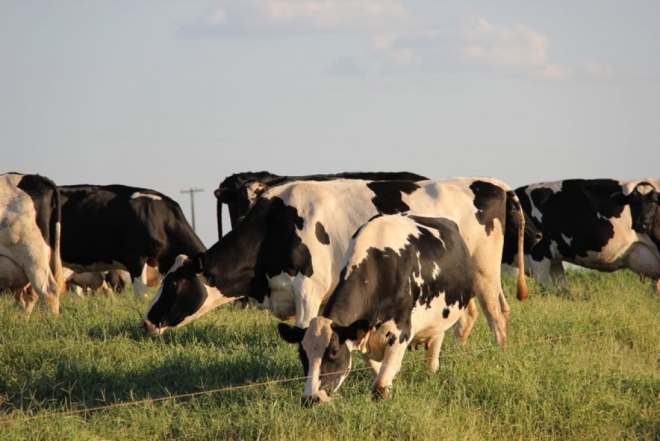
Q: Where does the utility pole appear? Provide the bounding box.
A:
[181,188,204,231]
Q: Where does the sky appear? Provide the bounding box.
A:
[2,0,659,248]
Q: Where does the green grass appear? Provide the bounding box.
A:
[1,269,659,440]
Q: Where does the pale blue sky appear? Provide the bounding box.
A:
[2,1,659,247]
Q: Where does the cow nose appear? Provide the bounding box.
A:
[534,232,543,243]
[140,318,158,336]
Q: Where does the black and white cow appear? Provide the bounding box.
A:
[0,173,64,314]
[278,212,475,404]
[217,171,541,262]
[509,178,660,290]
[64,269,128,295]
[214,171,429,238]
[141,177,529,346]
[58,184,206,298]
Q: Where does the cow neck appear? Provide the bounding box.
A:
[202,229,261,299]
[322,274,373,327]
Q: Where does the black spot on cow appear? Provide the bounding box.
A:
[442,308,450,319]
[16,174,60,246]
[469,181,505,236]
[315,222,330,245]
[202,196,314,304]
[367,181,420,215]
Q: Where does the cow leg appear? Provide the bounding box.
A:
[371,341,408,400]
[473,274,508,346]
[549,261,567,284]
[453,298,478,345]
[424,332,445,373]
[293,276,327,328]
[131,263,150,299]
[499,291,511,322]
[15,286,39,316]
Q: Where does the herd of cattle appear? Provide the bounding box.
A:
[2,170,660,403]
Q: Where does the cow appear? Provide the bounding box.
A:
[214,171,429,238]
[277,212,475,404]
[64,269,128,295]
[141,177,529,346]
[217,171,541,259]
[508,178,660,290]
[58,184,206,299]
[0,173,64,314]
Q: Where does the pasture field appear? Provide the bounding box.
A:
[1,270,659,440]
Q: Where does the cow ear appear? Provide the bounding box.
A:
[192,253,205,274]
[277,322,306,344]
[610,192,628,206]
[214,188,238,203]
[335,319,370,344]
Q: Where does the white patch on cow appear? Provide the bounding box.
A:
[431,262,441,279]
[525,187,544,223]
[345,214,421,278]
[174,283,234,328]
[561,233,572,246]
[130,192,162,201]
[411,250,424,290]
[130,262,151,299]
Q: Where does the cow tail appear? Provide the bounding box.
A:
[49,182,65,294]
[511,191,529,301]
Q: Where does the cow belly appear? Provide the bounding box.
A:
[410,297,466,344]
[0,255,29,290]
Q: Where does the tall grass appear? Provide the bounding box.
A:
[1,269,659,440]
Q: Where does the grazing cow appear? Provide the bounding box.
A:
[278,212,475,404]
[214,171,429,238]
[509,178,660,290]
[0,173,64,314]
[58,184,206,298]
[141,177,528,346]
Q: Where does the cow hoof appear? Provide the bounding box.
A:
[371,386,391,401]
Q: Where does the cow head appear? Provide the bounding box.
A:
[629,183,659,235]
[214,180,270,234]
[612,182,659,236]
[278,317,369,406]
[139,253,228,336]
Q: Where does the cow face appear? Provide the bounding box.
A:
[278,318,369,406]
[140,254,226,336]
[626,183,659,236]
[237,180,269,224]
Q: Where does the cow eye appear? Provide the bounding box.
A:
[328,348,339,359]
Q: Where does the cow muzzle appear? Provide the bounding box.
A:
[139,318,163,336]
[301,390,332,407]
